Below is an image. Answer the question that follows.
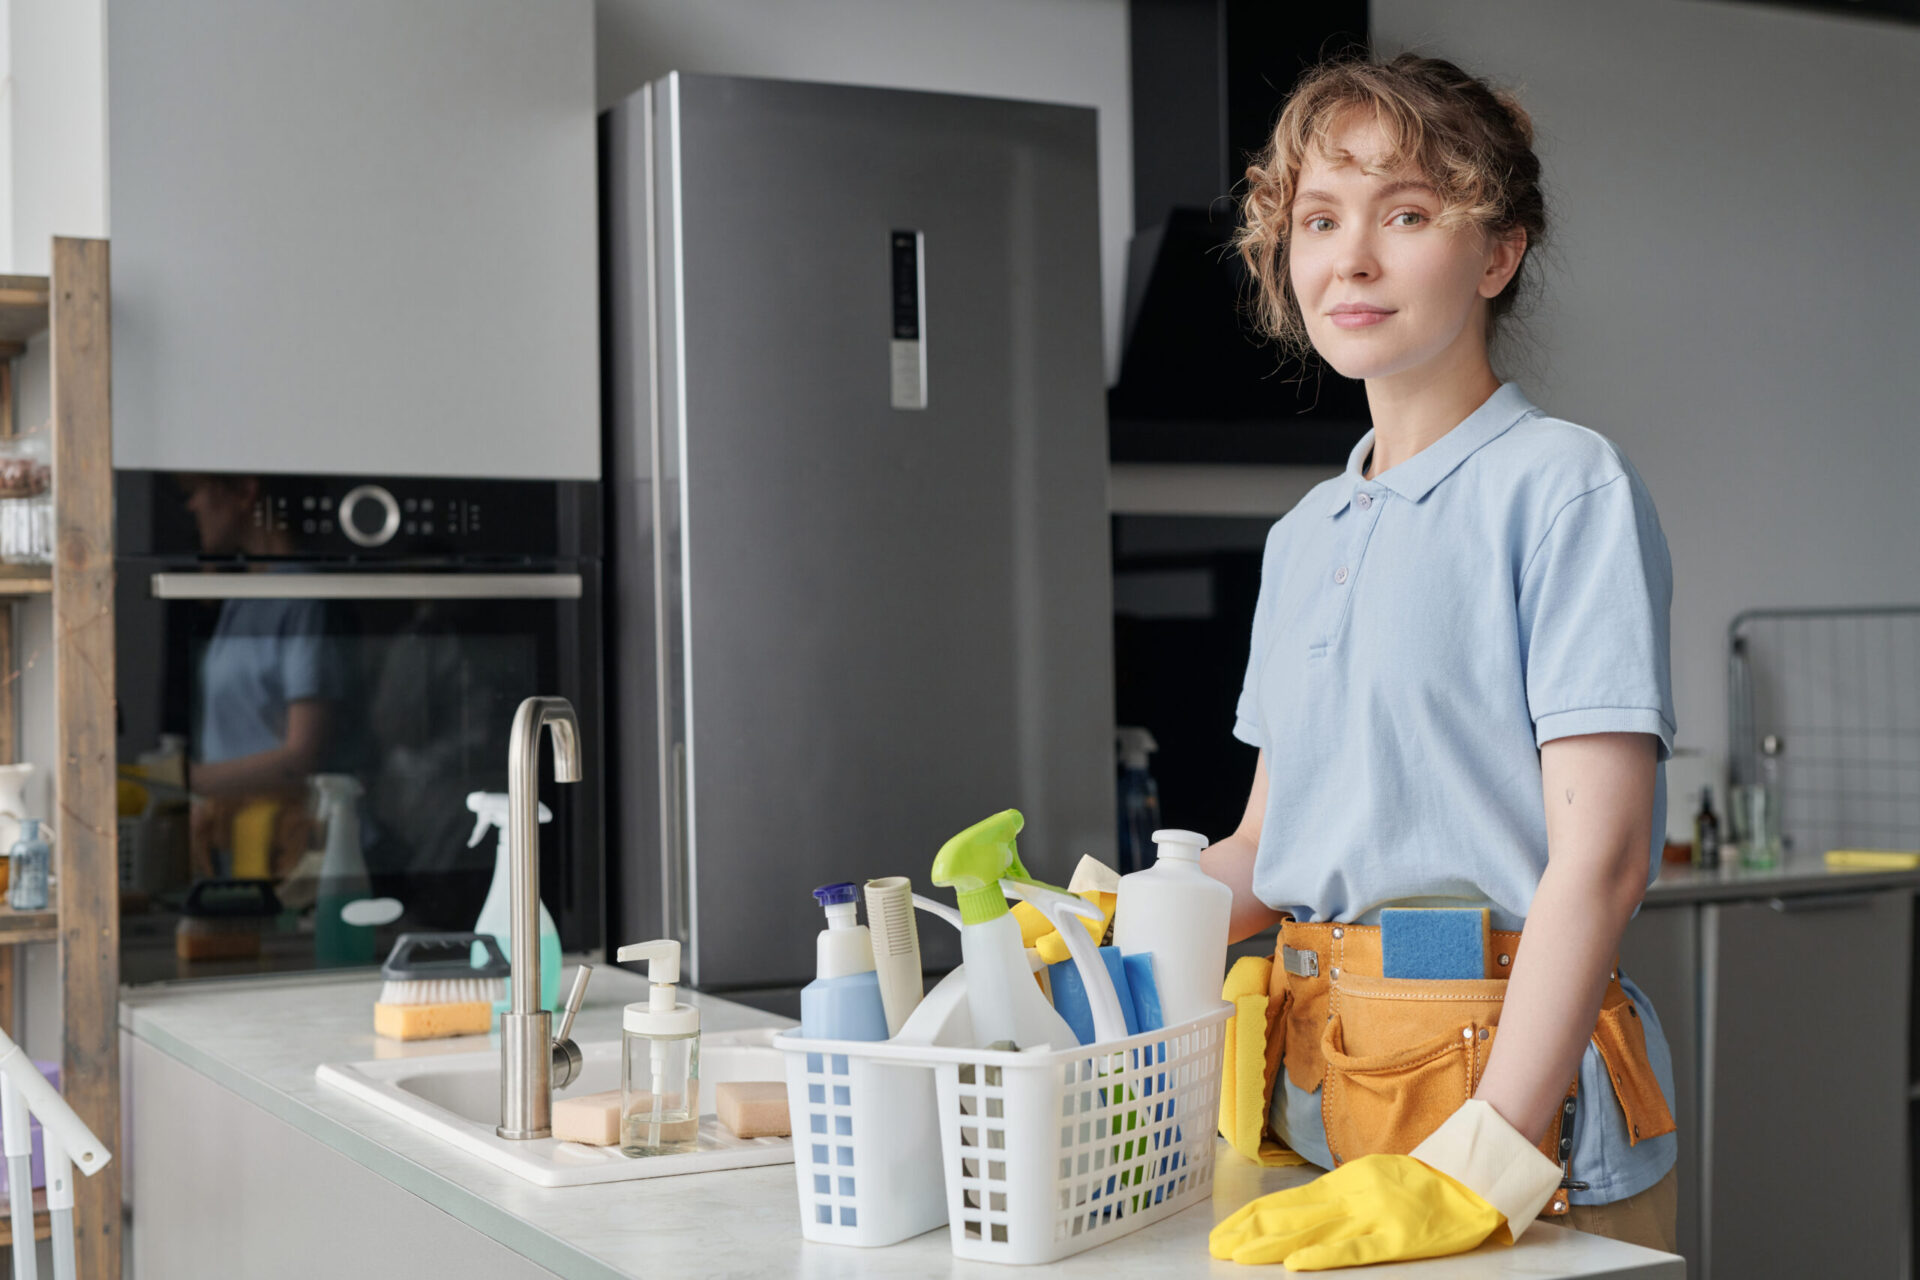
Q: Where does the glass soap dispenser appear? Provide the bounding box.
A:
[616,939,700,1156]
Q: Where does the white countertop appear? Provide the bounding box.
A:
[121,967,1683,1278]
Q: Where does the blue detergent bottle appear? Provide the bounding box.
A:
[1116,727,1161,875]
[800,883,889,1041]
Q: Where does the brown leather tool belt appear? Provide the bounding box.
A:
[1267,917,1677,1218]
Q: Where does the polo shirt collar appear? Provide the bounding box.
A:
[1326,381,1541,518]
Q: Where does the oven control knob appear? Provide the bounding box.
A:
[340,485,402,548]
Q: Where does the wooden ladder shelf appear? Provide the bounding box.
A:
[0,241,119,1275]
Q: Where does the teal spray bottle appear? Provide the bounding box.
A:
[312,773,377,967]
[468,790,562,1013]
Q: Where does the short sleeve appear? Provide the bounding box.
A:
[1233,523,1283,750]
[1517,474,1676,761]
[276,600,336,704]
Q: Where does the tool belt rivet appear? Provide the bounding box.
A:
[1331,927,1343,939]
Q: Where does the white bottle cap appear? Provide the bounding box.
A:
[1150,828,1210,861]
[617,939,700,1036]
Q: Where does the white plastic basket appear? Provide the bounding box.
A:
[775,1001,1229,1265]
[776,1039,948,1247]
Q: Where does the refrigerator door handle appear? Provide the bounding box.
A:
[149,572,584,601]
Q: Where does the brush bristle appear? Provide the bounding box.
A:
[378,977,502,1006]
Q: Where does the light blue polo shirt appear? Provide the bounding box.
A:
[1237,381,1679,1205]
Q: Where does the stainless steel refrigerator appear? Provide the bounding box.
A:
[603,73,1114,998]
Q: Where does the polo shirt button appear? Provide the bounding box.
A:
[1333,566,1349,584]
[1356,492,1372,509]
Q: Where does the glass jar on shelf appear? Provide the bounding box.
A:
[0,430,52,565]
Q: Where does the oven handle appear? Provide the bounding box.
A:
[149,573,584,601]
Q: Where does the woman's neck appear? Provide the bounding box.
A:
[1361,359,1503,481]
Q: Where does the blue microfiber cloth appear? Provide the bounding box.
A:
[1122,952,1163,1032]
[1048,946,1141,1045]
[1380,907,1490,979]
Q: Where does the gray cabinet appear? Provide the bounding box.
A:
[1704,891,1909,1278]
[1624,887,1913,1279]
[106,0,599,480]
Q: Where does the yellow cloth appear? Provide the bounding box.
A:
[1218,955,1306,1168]
[1009,890,1116,964]
[1209,1153,1506,1270]
[1826,849,1920,870]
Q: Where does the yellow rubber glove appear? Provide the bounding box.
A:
[1218,955,1306,1167]
[1210,1100,1563,1269]
[1210,1154,1504,1269]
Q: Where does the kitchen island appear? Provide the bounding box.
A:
[121,967,1682,1279]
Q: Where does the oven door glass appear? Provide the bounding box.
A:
[115,564,601,984]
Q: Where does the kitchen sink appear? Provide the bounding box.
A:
[316,1026,794,1186]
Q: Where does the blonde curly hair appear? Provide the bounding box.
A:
[1235,52,1546,360]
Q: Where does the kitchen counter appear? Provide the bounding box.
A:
[122,966,1683,1278]
[1644,849,1920,904]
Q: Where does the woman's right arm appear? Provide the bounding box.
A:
[1201,750,1283,943]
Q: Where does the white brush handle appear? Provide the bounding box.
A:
[46,1139,74,1280]
[1002,880,1128,1044]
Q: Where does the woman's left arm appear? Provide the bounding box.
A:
[1472,730,1658,1143]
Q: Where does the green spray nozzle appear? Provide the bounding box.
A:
[931,809,1060,925]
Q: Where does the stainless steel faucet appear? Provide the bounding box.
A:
[498,695,593,1140]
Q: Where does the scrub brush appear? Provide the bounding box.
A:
[374,932,510,1041]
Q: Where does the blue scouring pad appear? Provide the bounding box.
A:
[1380,908,1490,979]
[1122,952,1163,1032]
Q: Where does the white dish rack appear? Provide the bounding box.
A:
[774,1002,1229,1266]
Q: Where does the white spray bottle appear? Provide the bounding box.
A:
[312,774,375,968]
[930,810,1075,1051]
[468,790,562,1013]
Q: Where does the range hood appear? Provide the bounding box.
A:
[1111,0,1369,465]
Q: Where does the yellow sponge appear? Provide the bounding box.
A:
[373,1001,493,1041]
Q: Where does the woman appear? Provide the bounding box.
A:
[1201,54,1680,1268]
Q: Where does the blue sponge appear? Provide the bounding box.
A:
[1380,908,1489,979]
[1048,947,1141,1045]
[1122,953,1163,1032]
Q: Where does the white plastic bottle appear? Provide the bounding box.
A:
[1112,828,1229,1028]
[799,883,889,1041]
[468,790,562,1013]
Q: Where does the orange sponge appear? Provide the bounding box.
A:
[373,1001,492,1041]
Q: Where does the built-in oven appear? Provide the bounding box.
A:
[113,470,602,984]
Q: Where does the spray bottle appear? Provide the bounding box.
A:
[1115,727,1161,874]
[468,790,562,1013]
[312,774,376,967]
[930,810,1075,1050]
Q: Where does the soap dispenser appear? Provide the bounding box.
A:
[616,939,700,1156]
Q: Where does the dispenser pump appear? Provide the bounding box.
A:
[930,809,1054,925]
[617,939,699,1036]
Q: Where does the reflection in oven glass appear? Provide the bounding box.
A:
[117,475,576,984]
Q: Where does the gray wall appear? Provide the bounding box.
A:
[1372,0,1920,778]
[594,0,1133,385]
[107,0,601,479]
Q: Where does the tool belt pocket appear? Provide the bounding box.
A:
[1591,985,1678,1146]
[1319,972,1510,1165]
